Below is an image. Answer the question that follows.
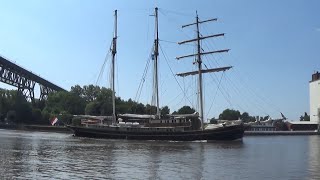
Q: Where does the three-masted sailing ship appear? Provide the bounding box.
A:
[67,8,245,141]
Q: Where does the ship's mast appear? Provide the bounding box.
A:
[177,12,231,130]
[111,10,117,124]
[154,7,160,118]
[195,12,204,130]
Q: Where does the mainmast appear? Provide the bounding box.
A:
[111,10,117,124]
[177,12,232,130]
[153,7,160,118]
[195,12,204,131]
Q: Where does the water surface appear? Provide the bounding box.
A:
[0,129,319,179]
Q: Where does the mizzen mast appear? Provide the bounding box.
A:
[111,10,118,124]
[176,12,232,130]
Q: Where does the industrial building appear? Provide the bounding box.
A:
[310,71,320,123]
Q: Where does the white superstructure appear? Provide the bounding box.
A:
[310,72,320,123]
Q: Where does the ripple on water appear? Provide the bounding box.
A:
[0,130,319,179]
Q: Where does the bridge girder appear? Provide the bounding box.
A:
[0,56,66,102]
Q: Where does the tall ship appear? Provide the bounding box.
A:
[67,8,245,141]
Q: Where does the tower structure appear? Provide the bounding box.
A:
[310,71,320,123]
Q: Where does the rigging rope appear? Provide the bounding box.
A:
[201,30,273,115]
[159,43,195,108]
[201,23,280,116]
[95,41,112,86]
[134,45,154,102]
[206,71,225,117]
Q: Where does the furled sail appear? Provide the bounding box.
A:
[176,66,232,77]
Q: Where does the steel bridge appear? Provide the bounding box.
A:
[0,56,66,102]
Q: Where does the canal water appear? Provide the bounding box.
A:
[0,129,319,180]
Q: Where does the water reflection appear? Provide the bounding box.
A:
[0,129,319,179]
[308,136,320,179]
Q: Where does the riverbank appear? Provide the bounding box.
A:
[245,131,319,136]
[0,123,70,133]
[23,125,70,133]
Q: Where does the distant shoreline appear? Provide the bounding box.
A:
[245,131,319,136]
[0,124,71,133]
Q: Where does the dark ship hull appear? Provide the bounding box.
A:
[67,124,245,141]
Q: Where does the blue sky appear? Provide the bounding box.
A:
[0,0,319,121]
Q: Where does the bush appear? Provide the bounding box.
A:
[72,117,82,126]
[6,111,17,123]
[32,108,42,124]
[41,110,51,125]
[210,119,218,124]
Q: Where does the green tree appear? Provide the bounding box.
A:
[240,112,250,122]
[134,103,146,114]
[100,102,113,115]
[161,106,170,116]
[241,112,256,123]
[45,91,85,115]
[6,110,17,123]
[32,108,43,124]
[210,117,218,124]
[40,110,51,125]
[70,85,83,97]
[83,85,101,102]
[85,101,101,115]
[145,104,157,115]
[0,89,35,124]
[33,99,46,111]
[300,112,310,121]
[177,106,196,114]
[219,109,241,120]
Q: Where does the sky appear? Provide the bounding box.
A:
[0,0,319,121]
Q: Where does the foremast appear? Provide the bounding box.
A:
[176,12,232,130]
[111,10,117,124]
[153,7,161,118]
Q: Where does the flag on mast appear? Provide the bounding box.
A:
[50,117,59,126]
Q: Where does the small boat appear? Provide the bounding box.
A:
[67,8,245,141]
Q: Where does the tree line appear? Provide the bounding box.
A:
[0,85,197,125]
[210,109,270,124]
[1,85,302,125]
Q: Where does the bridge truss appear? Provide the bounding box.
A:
[0,56,66,102]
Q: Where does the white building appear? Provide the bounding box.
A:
[310,71,320,123]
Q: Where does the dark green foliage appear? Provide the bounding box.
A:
[85,101,101,115]
[0,89,32,124]
[240,112,257,122]
[72,116,82,126]
[33,99,46,111]
[219,109,241,120]
[161,106,170,116]
[44,91,86,115]
[4,85,278,126]
[6,110,17,122]
[145,104,157,115]
[177,106,195,114]
[210,118,218,124]
[41,110,51,125]
[32,108,42,124]
[0,113,4,122]
[133,103,146,114]
[300,112,310,121]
